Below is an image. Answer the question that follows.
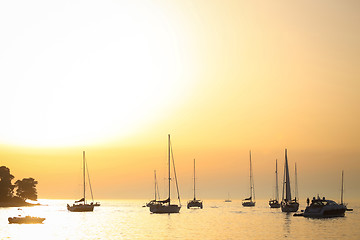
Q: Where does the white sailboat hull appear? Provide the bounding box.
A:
[149,204,181,213]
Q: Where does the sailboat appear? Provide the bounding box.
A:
[242,150,255,207]
[269,159,280,208]
[149,134,181,213]
[280,149,299,212]
[224,192,232,202]
[340,170,353,211]
[67,151,97,212]
[146,170,161,207]
[187,159,203,209]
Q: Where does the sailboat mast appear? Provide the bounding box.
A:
[193,159,196,200]
[341,170,344,205]
[284,149,291,201]
[295,162,298,201]
[282,159,285,201]
[249,151,252,198]
[86,160,94,202]
[154,170,157,201]
[83,151,86,204]
[168,134,171,204]
[275,159,279,201]
[249,150,254,200]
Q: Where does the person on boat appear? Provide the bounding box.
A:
[307,197,310,206]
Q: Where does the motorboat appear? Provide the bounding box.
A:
[303,196,346,218]
[8,215,45,224]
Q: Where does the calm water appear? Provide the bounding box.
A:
[1,199,359,239]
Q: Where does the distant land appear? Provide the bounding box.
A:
[0,166,39,207]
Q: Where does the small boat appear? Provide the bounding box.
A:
[224,193,232,202]
[149,134,181,214]
[280,149,299,212]
[67,151,97,212]
[339,170,352,211]
[242,151,255,207]
[8,208,45,224]
[145,170,161,207]
[187,159,203,209]
[303,196,346,218]
[8,216,45,224]
[269,159,280,208]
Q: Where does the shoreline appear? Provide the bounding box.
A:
[0,201,40,208]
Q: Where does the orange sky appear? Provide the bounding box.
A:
[0,0,359,200]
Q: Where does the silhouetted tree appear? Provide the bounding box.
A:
[15,178,38,201]
[0,166,15,201]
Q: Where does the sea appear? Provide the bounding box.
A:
[1,199,359,239]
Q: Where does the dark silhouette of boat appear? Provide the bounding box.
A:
[8,216,45,224]
[242,151,255,207]
[8,209,45,224]
[67,151,97,212]
[187,159,203,209]
[339,170,353,211]
[224,193,232,202]
[302,196,346,218]
[145,170,161,207]
[149,134,181,214]
[280,149,299,212]
[269,159,280,208]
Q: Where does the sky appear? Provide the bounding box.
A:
[0,0,359,201]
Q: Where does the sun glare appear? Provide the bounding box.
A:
[0,1,193,147]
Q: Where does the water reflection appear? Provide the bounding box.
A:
[283,213,292,238]
[0,199,359,239]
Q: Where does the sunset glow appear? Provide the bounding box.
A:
[0,0,359,202]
